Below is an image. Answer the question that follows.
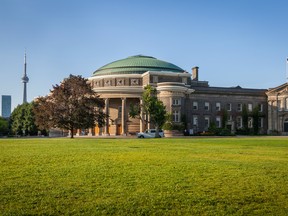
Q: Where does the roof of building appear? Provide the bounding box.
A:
[92,55,185,76]
[192,85,267,96]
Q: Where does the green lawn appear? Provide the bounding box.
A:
[0,137,287,215]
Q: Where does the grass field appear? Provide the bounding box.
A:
[0,137,287,215]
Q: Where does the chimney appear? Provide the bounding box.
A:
[192,67,199,81]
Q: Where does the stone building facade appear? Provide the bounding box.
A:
[79,55,286,136]
[266,83,288,135]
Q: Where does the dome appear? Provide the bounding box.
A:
[92,55,185,76]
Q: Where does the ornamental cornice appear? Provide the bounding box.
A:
[99,93,142,99]
[92,86,143,94]
[88,74,142,80]
[156,82,194,94]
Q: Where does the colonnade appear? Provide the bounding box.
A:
[76,97,145,136]
[267,99,288,134]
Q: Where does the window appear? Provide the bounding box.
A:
[237,103,242,112]
[204,116,210,130]
[248,104,253,112]
[216,102,221,111]
[229,115,233,121]
[286,98,288,110]
[173,98,181,106]
[204,102,210,111]
[248,117,253,128]
[236,116,242,128]
[193,116,198,126]
[227,103,232,111]
[259,104,263,112]
[258,117,264,128]
[193,101,198,110]
[216,116,221,128]
[173,110,180,122]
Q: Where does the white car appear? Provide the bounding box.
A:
[137,129,164,138]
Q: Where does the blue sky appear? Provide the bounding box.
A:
[0,0,287,110]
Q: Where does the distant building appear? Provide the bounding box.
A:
[1,95,11,118]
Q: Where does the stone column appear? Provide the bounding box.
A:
[272,101,276,131]
[104,98,110,136]
[121,98,126,135]
[268,100,273,133]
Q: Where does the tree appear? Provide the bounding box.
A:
[0,117,9,136]
[10,102,38,136]
[129,85,166,137]
[33,74,105,138]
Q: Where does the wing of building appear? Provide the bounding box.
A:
[61,55,288,137]
[266,83,288,135]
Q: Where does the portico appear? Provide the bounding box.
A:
[266,83,288,135]
[100,97,143,136]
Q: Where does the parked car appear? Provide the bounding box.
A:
[137,129,164,138]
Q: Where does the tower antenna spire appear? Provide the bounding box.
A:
[286,57,288,83]
[22,49,29,103]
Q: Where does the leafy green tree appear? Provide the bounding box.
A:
[10,103,38,136]
[129,85,167,137]
[10,105,23,135]
[33,74,105,138]
[0,117,9,136]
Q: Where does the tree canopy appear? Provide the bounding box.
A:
[129,85,166,137]
[33,75,105,138]
[0,117,9,136]
[10,102,38,136]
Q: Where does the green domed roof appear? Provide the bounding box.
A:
[92,55,184,76]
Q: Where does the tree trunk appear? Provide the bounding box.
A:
[70,127,74,138]
[155,125,160,138]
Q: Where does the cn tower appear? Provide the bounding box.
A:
[22,51,29,104]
